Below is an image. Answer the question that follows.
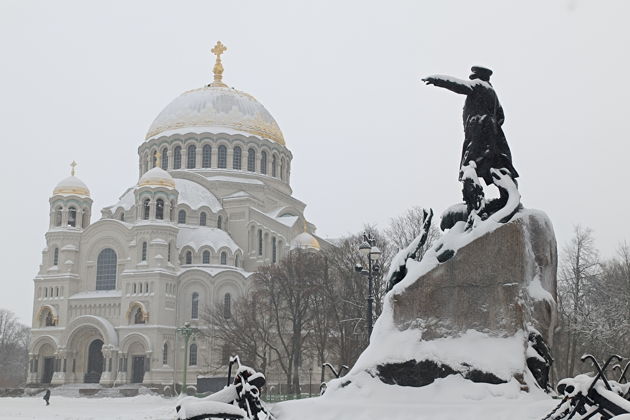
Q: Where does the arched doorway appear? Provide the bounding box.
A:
[85,339,104,383]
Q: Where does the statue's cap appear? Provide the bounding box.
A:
[470,66,493,80]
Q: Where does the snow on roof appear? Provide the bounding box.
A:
[175,178,222,212]
[177,226,240,253]
[256,208,300,228]
[205,175,264,185]
[223,190,252,199]
[69,290,123,300]
[105,187,136,212]
[180,265,253,277]
[147,126,264,142]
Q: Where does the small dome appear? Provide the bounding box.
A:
[138,167,176,188]
[53,175,90,197]
[291,231,321,251]
[146,85,285,145]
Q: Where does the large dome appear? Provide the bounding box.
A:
[146,85,285,145]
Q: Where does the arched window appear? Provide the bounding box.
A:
[185,251,192,265]
[178,210,186,224]
[191,292,199,319]
[133,283,137,294]
[220,252,227,265]
[54,206,62,227]
[224,293,231,319]
[260,151,267,174]
[163,343,168,365]
[68,207,77,227]
[272,237,277,263]
[189,343,197,366]
[141,242,147,261]
[218,145,227,168]
[233,146,242,170]
[280,158,285,180]
[138,283,142,293]
[120,212,125,222]
[143,199,150,220]
[258,229,263,256]
[200,212,206,226]
[234,254,239,268]
[247,148,256,172]
[156,199,164,220]
[187,144,196,169]
[272,155,277,177]
[161,147,168,169]
[217,215,222,230]
[152,150,157,168]
[174,146,182,169]
[202,145,211,168]
[53,248,59,266]
[202,250,210,264]
[96,248,117,290]
[134,307,145,324]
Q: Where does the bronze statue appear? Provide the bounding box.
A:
[423,67,520,226]
[422,66,518,186]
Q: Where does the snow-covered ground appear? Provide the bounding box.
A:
[274,375,559,420]
[0,394,176,420]
[1,377,560,420]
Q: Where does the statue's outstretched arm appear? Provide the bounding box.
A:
[422,75,473,95]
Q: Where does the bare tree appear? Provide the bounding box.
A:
[384,206,440,261]
[204,293,274,374]
[0,309,30,387]
[556,225,601,377]
[253,250,325,395]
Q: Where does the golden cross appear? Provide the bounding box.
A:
[210,41,228,87]
[155,151,162,169]
[70,161,77,176]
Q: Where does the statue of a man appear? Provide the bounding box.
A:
[422,67,518,186]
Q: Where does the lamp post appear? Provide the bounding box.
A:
[176,321,199,395]
[356,233,381,342]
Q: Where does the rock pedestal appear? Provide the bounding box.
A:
[392,211,557,342]
[376,210,557,389]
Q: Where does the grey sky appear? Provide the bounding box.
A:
[1,0,628,323]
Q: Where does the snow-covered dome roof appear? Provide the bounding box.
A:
[290,231,320,251]
[177,226,241,254]
[53,175,90,197]
[146,85,285,145]
[175,179,222,213]
[138,167,176,188]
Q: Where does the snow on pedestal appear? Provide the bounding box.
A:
[330,208,557,395]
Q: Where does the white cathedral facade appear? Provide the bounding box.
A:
[28,42,325,388]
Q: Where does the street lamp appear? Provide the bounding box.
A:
[176,321,199,395]
[355,233,381,342]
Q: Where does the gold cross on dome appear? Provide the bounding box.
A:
[210,41,228,87]
[155,151,162,168]
[70,161,77,176]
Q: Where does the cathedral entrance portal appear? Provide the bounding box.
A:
[84,339,104,383]
[42,357,54,384]
[131,356,145,383]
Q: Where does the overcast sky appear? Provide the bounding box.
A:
[1,0,629,323]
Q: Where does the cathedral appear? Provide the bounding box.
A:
[28,42,326,389]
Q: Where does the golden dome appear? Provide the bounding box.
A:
[145,86,285,145]
[291,231,321,251]
[53,176,90,197]
[138,167,176,188]
[146,42,285,145]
